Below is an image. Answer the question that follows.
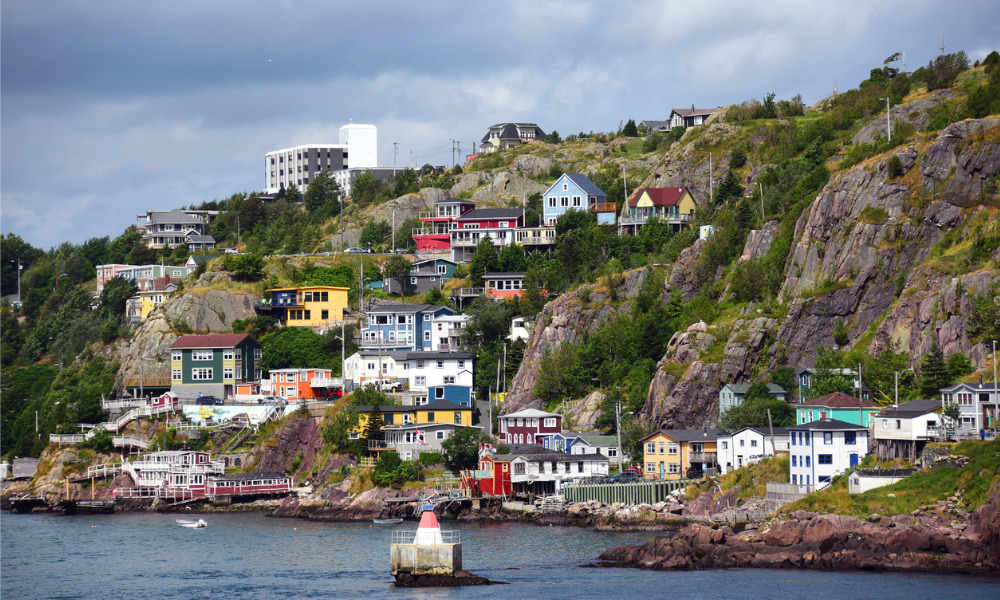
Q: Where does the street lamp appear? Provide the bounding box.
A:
[615,399,634,472]
[893,368,912,407]
[879,97,892,142]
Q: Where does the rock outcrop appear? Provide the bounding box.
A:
[598,481,1000,575]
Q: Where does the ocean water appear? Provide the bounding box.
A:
[2,511,998,599]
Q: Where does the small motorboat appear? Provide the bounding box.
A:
[372,518,404,525]
[176,519,207,529]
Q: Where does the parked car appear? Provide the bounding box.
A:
[196,395,222,406]
[746,454,766,464]
[685,465,704,479]
[363,379,402,392]
[345,247,374,254]
[606,471,642,484]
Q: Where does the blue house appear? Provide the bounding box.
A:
[542,173,608,226]
[360,302,455,352]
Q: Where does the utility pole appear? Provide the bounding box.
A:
[993,340,998,430]
[17,259,23,304]
[456,141,461,167]
[759,182,764,221]
[392,209,395,254]
[708,152,713,200]
[237,214,241,250]
[615,400,623,472]
[880,97,892,142]
[767,408,777,454]
[393,142,398,176]
[858,363,864,425]
[339,194,344,253]
[833,79,837,96]
[940,33,945,55]
[450,139,456,169]
[341,320,346,379]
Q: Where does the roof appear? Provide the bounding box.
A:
[146,209,206,225]
[406,351,474,361]
[411,258,456,268]
[481,122,545,143]
[800,392,878,409]
[484,272,525,279]
[352,400,470,413]
[266,285,350,292]
[638,120,671,130]
[352,350,410,361]
[555,173,607,197]
[646,428,724,442]
[670,107,719,118]
[723,383,786,395]
[185,234,216,243]
[381,423,479,432]
[209,471,290,482]
[170,333,256,349]
[628,187,690,208]
[939,381,1000,393]
[457,208,525,221]
[575,434,617,445]
[366,302,448,314]
[852,468,917,478]
[724,426,791,437]
[490,446,608,462]
[790,418,868,431]
[501,408,561,419]
[878,399,943,418]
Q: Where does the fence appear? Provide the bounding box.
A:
[391,530,460,544]
[562,479,691,505]
[765,482,814,505]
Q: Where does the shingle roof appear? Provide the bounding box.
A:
[639,120,671,130]
[878,399,943,418]
[561,173,607,198]
[366,302,442,314]
[185,234,216,243]
[723,383,786,395]
[501,408,560,419]
[800,391,878,409]
[628,187,690,208]
[853,468,917,478]
[651,428,724,442]
[481,123,545,143]
[404,351,473,361]
[484,272,525,279]
[147,209,205,225]
[733,426,791,437]
[171,334,255,349]
[670,107,719,118]
[789,418,868,431]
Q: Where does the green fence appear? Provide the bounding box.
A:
[562,479,691,505]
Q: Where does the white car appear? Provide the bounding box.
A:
[364,379,402,392]
[746,454,766,464]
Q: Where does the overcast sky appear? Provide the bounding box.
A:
[2,0,997,249]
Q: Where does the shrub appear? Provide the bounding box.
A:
[886,155,904,179]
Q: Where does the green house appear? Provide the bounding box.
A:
[170,333,262,400]
[796,391,881,427]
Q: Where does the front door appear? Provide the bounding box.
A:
[849,453,859,467]
[659,461,665,479]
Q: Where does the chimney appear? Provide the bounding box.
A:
[980,375,984,388]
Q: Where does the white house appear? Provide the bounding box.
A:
[717,427,790,474]
[379,423,480,461]
[569,433,624,463]
[848,468,916,494]
[502,447,609,495]
[404,351,475,406]
[343,350,407,389]
[939,381,999,437]
[873,399,944,461]
[788,419,869,488]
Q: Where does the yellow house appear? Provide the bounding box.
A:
[138,289,171,320]
[641,428,722,480]
[349,400,474,437]
[624,187,696,231]
[265,285,350,328]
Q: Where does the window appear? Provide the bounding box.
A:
[658,442,665,454]
[454,412,462,424]
[423,314,431,321]
[427,412,435,422]
[172,369,182,381]
[458,360,465,369]
[223,349,234,361]
[844,431,856,445]
[436,431,445,440]
[750,439,758,447]
[896,420,901,429]
[543,417,556,428]
[739,439,745,447]
[437,361,444,369]
[514,463,525,475]
[321,310,328,320]
[560,196,569,207]
[254,349,261,360]
[823,432,833,444]
[818,475,831,483]
[572,195,581,207]
[818,454,832,465]
[384,414,394,425]
[646,462,655,473]
[224,368,234,380]
[792,474,798,484]
[646,442,656,454]
[668,442,678,455]
[424,331,431,341]
[805,434,810,446]
[304,310,311,320]
[792,455,797,467]
[192,350,213,361]
[562,183,568,191]
[191,368,213,380]
[435,388,444,399]
[415,376,426,386]
[304,292,313,302]
[668,464,679,474]
[805,456,811,467]
[443,376,455,384]
[721,441,728,449]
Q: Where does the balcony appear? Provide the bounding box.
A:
[619,213,692,227]
[413,225,454,237]
[368,440,389,451]
[688,452,717,464]
[516,227,557,245]
[589,203,618,213]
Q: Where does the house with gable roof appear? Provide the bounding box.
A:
[169,333,262,400]
[939,380,999,437]
[359,302,455,352]
[541,173,609,226]
[719,383,787,414]
[620,187,697,232]
[669,106,719,129]
[137,209,217,250]
[480,122,546,153]
[498,408,562,446]
[872,399,944,461]
[789,418,869,487]
[412,198,477,252]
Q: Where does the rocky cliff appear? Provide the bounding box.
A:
[504,114,1000,430]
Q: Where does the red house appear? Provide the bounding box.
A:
[450,208,526,262]
[413,199,476,252]
[464,453,513,497]
[498,408,562,445]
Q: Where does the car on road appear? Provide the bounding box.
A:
[605,471,642,484]
[746,454,766,464]
[196,395,223,406]
[363,379,403,392]
[685,465,704,479]
[345,247,374,254]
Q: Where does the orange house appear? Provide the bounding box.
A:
[484,272,530,300]
[269,368,340,400]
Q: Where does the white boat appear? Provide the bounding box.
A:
[176,519,207,529]
[373,518,404,525]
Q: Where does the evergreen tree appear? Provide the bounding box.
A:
[363,404,385,444]
[622,119,638,137]
[468,235,498,288]
[920,341,949,397]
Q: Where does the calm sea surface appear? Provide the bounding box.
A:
[2,511,998,599]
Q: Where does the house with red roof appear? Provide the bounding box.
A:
[796,392,881,427]
[449,207,526,263]
[170,334,262,400]
[620,187,697,233]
